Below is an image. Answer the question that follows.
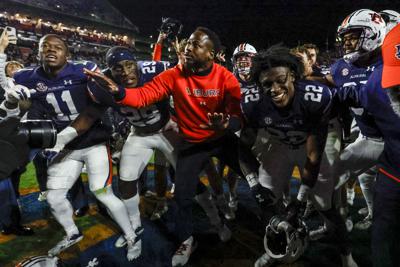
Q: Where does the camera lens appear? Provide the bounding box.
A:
[19,120,57,148]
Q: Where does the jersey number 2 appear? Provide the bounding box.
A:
[304,85,323,102]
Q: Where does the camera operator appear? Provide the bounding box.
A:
[0,83,35,235]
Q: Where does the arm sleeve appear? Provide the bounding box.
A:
[0,53,7,90]
[118,69,174,109]
[152,43,162,61]
[334,85,362,108]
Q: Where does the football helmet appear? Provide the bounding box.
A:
[379,10,400,32]
[263,216,308,263]
[232,43,257,76]
[337,9,386,63]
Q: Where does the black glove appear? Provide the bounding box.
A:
[250,183,275,210]
[285,198,307,222]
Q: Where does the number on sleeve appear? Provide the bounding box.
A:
[304,85,323,102]
[142,62,156,74]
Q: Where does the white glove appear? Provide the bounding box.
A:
[48,126,79,153]
[5,84,31,104]
[45,126,78,165]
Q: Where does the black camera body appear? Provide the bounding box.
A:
[0,118,56,180]
[159,17,183,42]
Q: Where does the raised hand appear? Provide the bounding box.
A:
[5,84,31,104]
[83,68,120,94]
[199,112,230,130]
[216,51,226,63]
[0,29,9,53]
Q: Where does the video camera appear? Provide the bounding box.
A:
[159,17,183,42]
[0,118,56,180]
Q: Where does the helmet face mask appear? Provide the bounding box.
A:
[263,216,308,263]
[337,9,386,63]
[234,54,253,76]
[232,43,257,78]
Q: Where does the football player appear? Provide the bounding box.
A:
[239,44,357,267]
[330,9,387,230]
[332,23,400,266]
[13,34,140,260]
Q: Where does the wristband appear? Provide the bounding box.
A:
[297,184,311,202]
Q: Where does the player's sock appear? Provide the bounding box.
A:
[359,173,374,216]
[122,194,142,229]
[94,186,135,238]
[46,189,79,237]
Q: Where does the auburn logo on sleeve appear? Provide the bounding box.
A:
[395,44,400,60]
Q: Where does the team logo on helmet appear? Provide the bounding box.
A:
[395,44,400,60]
[341,68,349,76]
[36,82,48,92]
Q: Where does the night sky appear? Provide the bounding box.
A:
[109,0,400,54]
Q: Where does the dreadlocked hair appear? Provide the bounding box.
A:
[250,44,304,85]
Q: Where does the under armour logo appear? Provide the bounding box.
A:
[64,80,72,85]
[366,66,375,72]
[396,44,400,60]
[86,257,99,267]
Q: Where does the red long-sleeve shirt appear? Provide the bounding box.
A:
[152,43,162,61]
[119,63,242,143]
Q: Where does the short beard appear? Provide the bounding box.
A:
[386,88,400,118]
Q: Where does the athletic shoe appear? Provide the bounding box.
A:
[172,236,197,267]
[48,232,83,256]
[254,253,275,267]
[37,191,47,202]
[216,223,232,242]
[115,226,144,248]
[126,235,142,261]
[215,195,235,221]
[309,225,328,241]
[354,214,372,230]
[358,207,369,216]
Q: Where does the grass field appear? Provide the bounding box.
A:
[1,163,371,267]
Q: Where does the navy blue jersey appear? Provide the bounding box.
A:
[89,61,171,134]
[360,65,400,178]
[238,75,261,119]
[14,60,112,149]
[119,61,170,134]
[244,80,332,146]
[330,58,382,137]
